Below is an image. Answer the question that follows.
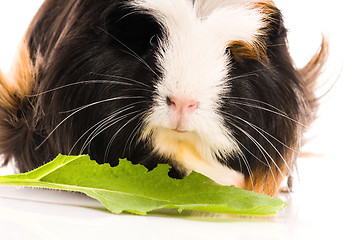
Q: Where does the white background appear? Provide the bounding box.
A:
[0,1,361,239]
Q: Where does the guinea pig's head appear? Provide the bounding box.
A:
[117,0,320,194]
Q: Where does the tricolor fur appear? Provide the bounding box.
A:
[0,0,326,196]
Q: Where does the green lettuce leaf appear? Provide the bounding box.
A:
[0,154,287,216]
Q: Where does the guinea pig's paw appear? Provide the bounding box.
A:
[206,167,245,189]
[184,159,245,189]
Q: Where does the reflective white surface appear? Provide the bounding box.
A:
[0,159,358,240]
[1,1,360,239]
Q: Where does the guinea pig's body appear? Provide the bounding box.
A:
[0,0,326,196]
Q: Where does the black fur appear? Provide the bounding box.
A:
[2,0,168,172]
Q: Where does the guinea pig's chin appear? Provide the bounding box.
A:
[140,126,201,150]
[141,123,239,158]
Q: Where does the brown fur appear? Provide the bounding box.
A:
[242,37,328,196]
[0,39,39,169]
[0,40,34,110]
[300,37,329,125]
[228,40,269,65]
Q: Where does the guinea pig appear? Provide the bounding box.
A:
[0,0,326,196]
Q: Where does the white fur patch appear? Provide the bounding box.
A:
[134,0,268,187]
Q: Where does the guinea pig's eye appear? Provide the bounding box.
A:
[149,34,159,47]
[225,47,232,56]
[102,9,163,56]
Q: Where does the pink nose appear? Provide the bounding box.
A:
[167,96,198,114]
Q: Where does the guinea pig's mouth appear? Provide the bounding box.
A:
[171,128,189,134]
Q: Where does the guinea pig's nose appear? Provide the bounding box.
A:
[166,96,199,114]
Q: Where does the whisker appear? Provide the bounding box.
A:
[239,151,255,189]
[226,119,273,167]
[226,112,292,173]
[224,116,280,189]
[227,143,255,189]
[114,10,140,23]
[80,110,143,156]
[90,72,152,89]
[60,96,145,114]
[225,96,288,115]
[223,103,299,152]
[227,120,273,167]
[226,67,277,81]
[69,108,124,155]
[245,119,298,154]
[227,72,260,81]
[122,119,144,157]
[104,111,145,161]
[69,102,146,155]
[28,79,152,97]
[223,116,269,167]
[79,115,128,155]
[225,98,307,128]
[35,96,145,150]
[223,110,287,174]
